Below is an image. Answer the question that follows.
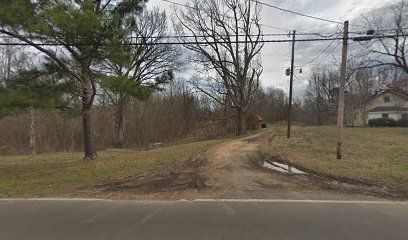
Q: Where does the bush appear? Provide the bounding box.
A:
[368,118,398,127]
[398,118,408,127]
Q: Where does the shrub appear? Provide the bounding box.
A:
[398,118,408,127]
[368,118,398,127]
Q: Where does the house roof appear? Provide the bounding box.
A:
[368,106,408,112]
[366,89,408,104]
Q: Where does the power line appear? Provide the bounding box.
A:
[305,40,342,69]
[162,0,408,37]
[1,34,406,46]
[294,74,307,88]
[127,32,342,38]
[1,29,400,41]
[163,0,343,32]
[349,27,408,35]
[128,32,341,38]
[258,24,291,32]
[297,32,339,38]
[0,32,343,40]
[161,0,295,32]
[296,29,408,68]
[298,33,342,67]
[0,38,340,46]
[162,0,194,9]
[297,23,338,32]
[251,0,342,24]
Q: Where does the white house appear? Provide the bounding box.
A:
[354,89,408,126]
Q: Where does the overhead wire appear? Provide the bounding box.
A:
[250,0,342,24]
[2,0,406,78]
[296,23,337,32]
[304,40,342,69]
[297,32,342,67]
[294,74,308,88]
[161,0,294,32]
[0,28,402,41]
[161,0,194,9]
[161,0,407,38]
[259,24,291,32]
[0,34,406,46]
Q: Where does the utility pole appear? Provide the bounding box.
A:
[336,21,349,160]
[287,30,295,139]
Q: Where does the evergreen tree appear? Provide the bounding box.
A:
[0,66,76,117]
[0,0,146,159]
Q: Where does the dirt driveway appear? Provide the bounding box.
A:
[82,132,388,200]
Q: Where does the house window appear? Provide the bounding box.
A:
[403,114,408,119]
[382,113,389,118]
[384,96,390,102]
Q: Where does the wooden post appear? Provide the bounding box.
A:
[287,30,296,139]
[336,21,349,160]
[29,107,37,155]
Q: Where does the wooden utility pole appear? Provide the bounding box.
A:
[29,107,37,155]
[336,21,349,160]
[287,30,296,139]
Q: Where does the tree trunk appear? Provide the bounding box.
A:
[317,97,322,125]
[81,71,97,160]
[223,95,231,129]
[114,95,128,148]
[237,107,247,136]
[28,107,37,155]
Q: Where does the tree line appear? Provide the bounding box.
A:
[0,0,407,157]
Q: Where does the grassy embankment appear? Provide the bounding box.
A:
[261,125,408,191]
[0,139,225,198]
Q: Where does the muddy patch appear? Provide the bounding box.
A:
[261,154,407,199]
[88,156,209,194]
[100,172,206,193]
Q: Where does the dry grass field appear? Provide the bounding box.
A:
[1,125,407,198]
[261,126,408,192]
[0,139,225,198]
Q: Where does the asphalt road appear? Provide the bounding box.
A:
[0,199,407,240]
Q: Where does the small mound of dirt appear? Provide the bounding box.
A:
[180,156,207,168]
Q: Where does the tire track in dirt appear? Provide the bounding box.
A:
[81,131,385,200]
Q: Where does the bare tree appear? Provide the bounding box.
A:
[377,68,408,93]
[100,8,177,148]
[0,42,32,85]
[362,0,408,76]
[306,66,340,125]
[308,68,326,125]
[174,0,264,135]
[0,42,12,84]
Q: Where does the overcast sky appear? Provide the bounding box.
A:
[146,0,395,97]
